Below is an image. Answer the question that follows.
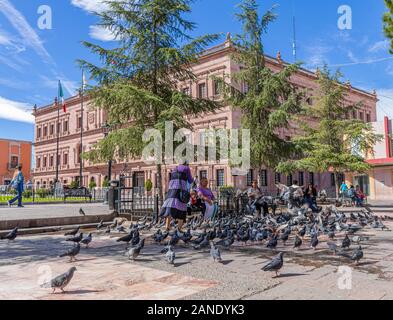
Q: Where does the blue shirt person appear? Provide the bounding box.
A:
[8,165,25,208]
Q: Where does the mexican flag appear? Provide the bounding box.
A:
[58,80,66,113]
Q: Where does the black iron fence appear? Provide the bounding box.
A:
[112,187,263,220]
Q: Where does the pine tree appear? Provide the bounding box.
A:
[223,0,304,172]
[78,0,220,199]
[277,66,382,198]
[384,0,393,53]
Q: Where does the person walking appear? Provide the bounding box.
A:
[160,161,193,231]
[7,165,25,208]
[340,181,348,201]
[304,183,319,213]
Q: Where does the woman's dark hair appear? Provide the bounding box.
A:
[17,165,22,171]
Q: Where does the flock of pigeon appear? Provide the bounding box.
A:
[0,204,391,293]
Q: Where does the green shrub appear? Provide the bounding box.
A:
[70,180,79,189]
[102,177,110,188]
[219,186,235,196]
[36,188,50,198]
[23,190,32,198]
[89,181,97,190]
[145,179,153,192]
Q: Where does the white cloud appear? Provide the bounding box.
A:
[368,40,389,53]
[89,25,118,41]
[71,0,118,13]
[347,50,359,63]
[0,0,77,96]
[0,96,34,123]
[0,0,51,62]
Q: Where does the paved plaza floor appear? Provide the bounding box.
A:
[1,219,393,300]
[0,203,110,221]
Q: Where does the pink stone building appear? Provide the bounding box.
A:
[346,116,393,201]
[32,40,378,196]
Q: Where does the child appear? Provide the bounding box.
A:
[197,178,217,220]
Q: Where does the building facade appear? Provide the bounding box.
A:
[347,116,393,201]
[32,39,378,196]
[0,138,32,185]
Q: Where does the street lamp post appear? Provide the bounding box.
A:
[101,122,112,182]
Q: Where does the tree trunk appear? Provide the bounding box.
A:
[334,171,340,199]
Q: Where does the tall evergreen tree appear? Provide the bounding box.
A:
[277,66,382,197]
[78,0,220,199]
[384,0,393,53]
[223,0,304,172]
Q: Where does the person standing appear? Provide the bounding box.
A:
[340,181,348,200]
[7,165,25,208]
[160,161,193,231]
[247,180,268,217]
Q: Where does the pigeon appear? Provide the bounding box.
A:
[327,242,338,255]
[210,242,222,262]
[130,231,140,246]
[266,235,278,250]
[104,226,111,234]
[342,234,351,249]
[116,231,134,244]
[59,244,80,262]
[310,234,319,250]
[193,236,209,250]
[216,236,234,249]
[352,235,369,244]
[166,245,176,265]
[339,246,364,265]
[350,246,364,265]
[80,233,92,248]
[64,226,80,237]
[79,208,85,216]
[126,240,144,261]
[96,220,104,230]
[262,252,284,277]
[66,233,83,243]
[293,235,302,249]
[40,267,77,293]
[0,227,18,242]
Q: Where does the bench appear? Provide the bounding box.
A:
[63,187,92,203]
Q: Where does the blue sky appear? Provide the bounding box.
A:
[0,0,392,142]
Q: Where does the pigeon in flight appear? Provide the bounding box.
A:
[64,226,80,237]
[262,252,284,278]
[40,267,77,294]
[59,244,80,262]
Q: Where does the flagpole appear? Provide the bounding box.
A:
[55,93,60,184]
[79,70,84,187]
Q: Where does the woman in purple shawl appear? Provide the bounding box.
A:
[160,161,193,231]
